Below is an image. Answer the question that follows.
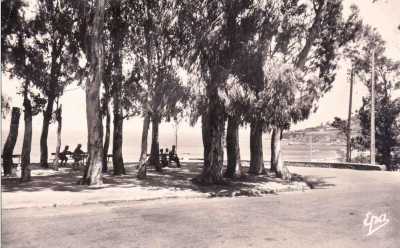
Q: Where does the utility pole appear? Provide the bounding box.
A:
[346,67,354,162]
[370,48,376,165]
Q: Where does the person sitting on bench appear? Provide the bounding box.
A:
[160,149,168,168]
[72,144,85,168]
[168,145,181,168]
[59,145,71,166]
[165,148,169,166]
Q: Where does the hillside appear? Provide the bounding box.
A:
[283,117,361,144]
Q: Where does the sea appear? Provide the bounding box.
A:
[1,118,347,163]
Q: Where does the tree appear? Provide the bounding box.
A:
[331,116,348,135]
[126,0,188,177]
[178,0,257,184]
[346,26,400,170]
[223,76,249,178]
[231,0,305,175]
[3,4,47,181]
[107,0,130,175]
[234,0,361,177]
[32,0,79,168]
[52,102,62,170]
[137,113,150,179]
[81,0,105,185]
[2,107,21,175]
[270,1,361,177]
[357,93,400,170]
[101,51,112,173]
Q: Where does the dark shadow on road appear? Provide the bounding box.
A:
[301,175,336,189]
[2,163,320,195]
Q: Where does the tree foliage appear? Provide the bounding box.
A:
[330,116,348,135]
[1,0,26,66]
[349,26,400,169]
[232,0,362,130]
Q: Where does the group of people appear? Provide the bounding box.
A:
[160,145,181,168]
[58,144,86,167]
[57,144,181,169]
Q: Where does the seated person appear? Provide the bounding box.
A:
[59,145,71,166]
[160,149,168,167]
[72,144,85,168]
[168,145,181,168]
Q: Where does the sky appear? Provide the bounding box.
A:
[1,0,400,162]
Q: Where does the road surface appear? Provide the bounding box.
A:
[2,167,400,248]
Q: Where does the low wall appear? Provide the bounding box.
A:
[284,161,384,171]
[187,158,384,171]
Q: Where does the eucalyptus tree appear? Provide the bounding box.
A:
[11,49,46,182]
[1,0,25,175]
[234,0,361,177]
[270,1,361,177]
[3,3,48,181]
[31,0,79,168]
[124,0,188,177]
[177,0,257,184]
[145,0,187,173]
[223,76,250,178]
[103,0,132,175]
[76,0,106,185]
[232,36,269,175]
[101,48,112,173]
[2,107,20,175]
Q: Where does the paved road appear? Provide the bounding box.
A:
[2,167,400,248]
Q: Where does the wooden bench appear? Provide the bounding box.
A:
[11,154,22,165]
[1,154,22,165]
[1,154,21,176]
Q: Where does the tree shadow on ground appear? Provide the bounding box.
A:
[1,162,333,195]
[299,175,336,189]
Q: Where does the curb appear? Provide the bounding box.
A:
[2,194,210,210]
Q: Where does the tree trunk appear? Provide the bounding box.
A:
[81,0,105,186]
[39,95,55,168]
[382,146,392,171]
[112,106,125,175]
[150,114,162,172]
[52,105,62,170]
[102,104,110,173]
[21,97,32,182]
[2,107,21,175]
[137,113,150,179]
[196,72,226,184]
[110,0,125,175]
[249,120,264,174]
[225,116,243,178]
[295,0,327,70]
[271,127,285,177]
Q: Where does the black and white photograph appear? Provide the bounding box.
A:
[1,0,399,247]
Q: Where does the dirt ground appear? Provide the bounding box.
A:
[2,162,308,209]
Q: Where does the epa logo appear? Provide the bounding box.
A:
[363,212,389,236]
